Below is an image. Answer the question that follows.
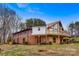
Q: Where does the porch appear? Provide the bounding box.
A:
[33,35,64,44]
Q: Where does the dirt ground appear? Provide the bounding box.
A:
[0,43,79,56]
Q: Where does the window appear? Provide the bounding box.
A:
[23,38,26,43]
[52,28,57,33]
[38,27,40,31]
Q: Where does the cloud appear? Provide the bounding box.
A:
[16,3,43,14]
[27,7,44,14]
[16,3,29,8]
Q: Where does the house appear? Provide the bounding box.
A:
[32,21,70,44]
[13,21,70,44]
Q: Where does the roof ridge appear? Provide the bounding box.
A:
[47,21,61,26]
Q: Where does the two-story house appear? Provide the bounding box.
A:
[32,21,70,44]
[13,21,70,44]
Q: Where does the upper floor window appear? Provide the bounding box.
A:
[52,28,57,32]
[38,27,40,31]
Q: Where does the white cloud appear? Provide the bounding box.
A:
[16,3,29,8]
[16,3,44,15]
[27,7,44,14]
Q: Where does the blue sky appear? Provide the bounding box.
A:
[5,3,79,29]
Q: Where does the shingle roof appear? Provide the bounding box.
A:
[13,28,32,35]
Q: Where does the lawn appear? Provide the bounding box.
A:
[73,37,79,41]
[0,43,79,56]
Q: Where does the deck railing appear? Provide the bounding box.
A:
[47,30,70,36]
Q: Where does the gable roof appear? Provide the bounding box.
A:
[47,21,64,30]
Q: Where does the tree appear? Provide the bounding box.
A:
[25,18,46,28]
[68,22,75,36]
[19,22,26,30]
[74,22,79,36]
[0,4,21,44]
[68,21,79,37]
[7,34,14,44]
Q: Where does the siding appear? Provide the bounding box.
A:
[32,26,46,35]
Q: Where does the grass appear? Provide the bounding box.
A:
[0,43,79,56]
[0,37,79,56]
[73,37,79,41]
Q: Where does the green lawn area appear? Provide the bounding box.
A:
[73,37,79,41]
[0,43,79,56]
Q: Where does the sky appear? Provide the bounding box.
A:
[3,3,79,30]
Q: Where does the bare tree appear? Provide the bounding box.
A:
[0,4,21,44]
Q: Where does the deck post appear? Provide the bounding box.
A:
[46,33,47,44]
[46,27,48,44]
[56,35,60,44]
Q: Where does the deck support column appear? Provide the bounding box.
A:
[56,35,61,44]
[45,28,47,44]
